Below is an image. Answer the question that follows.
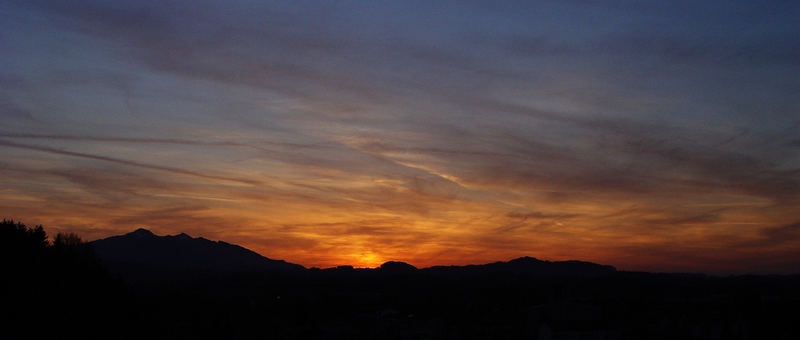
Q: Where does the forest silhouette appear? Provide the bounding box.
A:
[3,219,799,339]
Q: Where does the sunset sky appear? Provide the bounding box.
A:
[1,0,798,273]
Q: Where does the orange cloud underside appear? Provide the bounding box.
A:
[1,159,796,273]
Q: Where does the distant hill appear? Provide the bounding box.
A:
[90,229,615,285]
[380,261,418,272]
[424,256,616,277]
[90,228,304,280]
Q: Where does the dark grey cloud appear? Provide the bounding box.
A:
[602,34,799,66]
[734,221,800,249]
[614,139,800,202]
[0,98,36,121]
[760,222,800,244]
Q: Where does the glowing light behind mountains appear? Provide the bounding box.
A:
[1,0,798,272]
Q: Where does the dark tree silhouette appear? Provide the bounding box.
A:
[54,232,83,248]
[1,219,133,340]
[0,219,48,253]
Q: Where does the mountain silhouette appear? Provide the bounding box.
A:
[90,229,616,287]
[90,228,303,279]
[424,256,616,277]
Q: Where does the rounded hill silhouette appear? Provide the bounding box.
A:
[379,261,417,272]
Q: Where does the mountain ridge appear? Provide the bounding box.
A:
[90,228,305,275]
[89,228,616,282]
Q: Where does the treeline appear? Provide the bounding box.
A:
[1,220,133,340]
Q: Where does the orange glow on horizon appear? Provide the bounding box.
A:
[4,184,798,274]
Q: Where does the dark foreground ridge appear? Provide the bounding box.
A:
[5,221,800,340]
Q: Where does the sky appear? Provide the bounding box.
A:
[1,0,798,273]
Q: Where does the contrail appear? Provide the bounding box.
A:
[0,139,262,186]
[0,132,328,150]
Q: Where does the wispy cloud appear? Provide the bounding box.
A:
[0,132,328,150]
[1,0,798,272]
[0,139,261,185]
